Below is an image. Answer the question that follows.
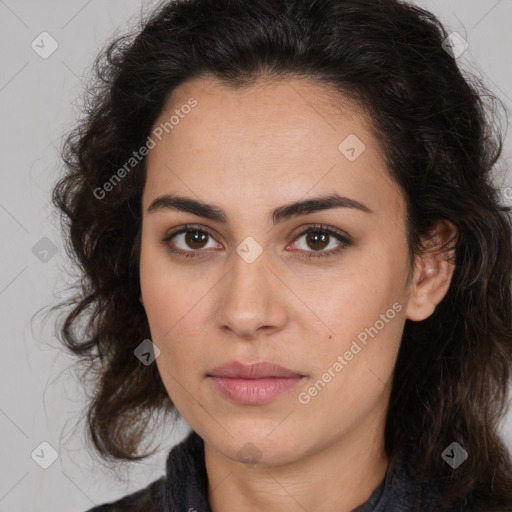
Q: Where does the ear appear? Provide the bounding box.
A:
[405,220,458,322]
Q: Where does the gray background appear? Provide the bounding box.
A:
[0,1,511,510]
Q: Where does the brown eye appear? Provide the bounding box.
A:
[162,225,222,258]
[162,223,352,261]
[289,225,352,259]
[184,230,209,250]
[304,231,330,251]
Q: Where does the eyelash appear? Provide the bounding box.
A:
[161,223,352,260]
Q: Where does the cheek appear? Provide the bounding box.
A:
[310,255,406,377]
[140,239,194,336]
[318,266,401,335]
[142,284,201,361]
[140,259,207,372]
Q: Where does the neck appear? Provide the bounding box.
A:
[204,399,390,512]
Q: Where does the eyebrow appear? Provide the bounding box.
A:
[146,193,373,225]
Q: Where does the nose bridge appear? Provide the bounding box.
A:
[215,245,287,337]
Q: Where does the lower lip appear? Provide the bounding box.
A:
[209,376,303,405]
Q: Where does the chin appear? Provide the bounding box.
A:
[205,426,308,467]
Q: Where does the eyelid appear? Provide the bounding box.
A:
[163,223,351,242]
[163,223,218,241]
[288,223,351,243]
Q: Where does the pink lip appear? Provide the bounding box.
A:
[208,361,304,405]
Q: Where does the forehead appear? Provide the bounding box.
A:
[156,74,372,144]
[143,76,404,222]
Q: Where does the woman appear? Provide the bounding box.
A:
[51,0,512,510]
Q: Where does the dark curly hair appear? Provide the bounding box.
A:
[50,0,512,510]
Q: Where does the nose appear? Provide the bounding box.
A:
[214,251,288,340]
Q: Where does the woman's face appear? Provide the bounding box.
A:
[140,76,424,465]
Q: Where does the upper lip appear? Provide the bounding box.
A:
[208,361,303,379]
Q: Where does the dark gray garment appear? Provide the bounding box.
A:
[85,430,448,512]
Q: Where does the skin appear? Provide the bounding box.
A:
[139,75,457,512]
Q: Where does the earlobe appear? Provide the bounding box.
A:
[405,220,458,322]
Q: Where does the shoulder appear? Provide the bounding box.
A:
[83,475,166,512]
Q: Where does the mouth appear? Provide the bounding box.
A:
[207,360,305,405]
